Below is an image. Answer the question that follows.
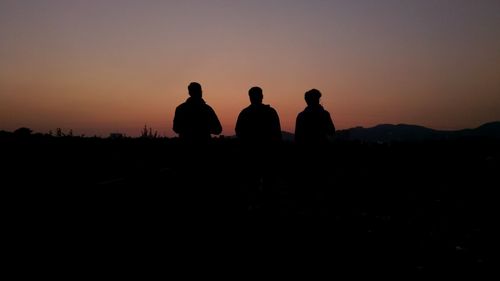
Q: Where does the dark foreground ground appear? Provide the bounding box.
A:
[1,134,498,275]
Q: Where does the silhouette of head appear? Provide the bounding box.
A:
[188,82,202,99]
[304,89,322,106]
[249,87,263,105]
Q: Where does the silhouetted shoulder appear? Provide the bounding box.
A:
[268,106,279,115]
[295,104,335,144]
[172,86,222,142]
[323,109,333,119]
[236,104,281,143]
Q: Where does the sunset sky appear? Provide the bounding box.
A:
[1,0,499,137]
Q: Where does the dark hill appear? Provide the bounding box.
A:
[336,121,500,142]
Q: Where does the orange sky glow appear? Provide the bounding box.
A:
[1,0,499,137]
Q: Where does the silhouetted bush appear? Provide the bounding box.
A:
[14,127,33,136]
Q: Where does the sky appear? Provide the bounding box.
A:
[1,0,499,137]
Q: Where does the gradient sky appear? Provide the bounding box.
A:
[1,0,499,137]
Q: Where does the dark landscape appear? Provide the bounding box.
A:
[2,0,500,276]
[2,122,498,274]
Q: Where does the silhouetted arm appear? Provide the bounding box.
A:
[271,108,282,141]
[173,107,183,134]
[208,107,222,135]
[295,113,304,143]
[325,111,335,136]
[235,111,244,138]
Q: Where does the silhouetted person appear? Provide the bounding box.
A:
[235,87,282,214]
[172,82,223,215]
[293,89,335,214]
[295,89,335,145]
[173,82,222,144]
[236,87,282,144]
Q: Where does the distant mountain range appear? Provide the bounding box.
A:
[278,121,500,142]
